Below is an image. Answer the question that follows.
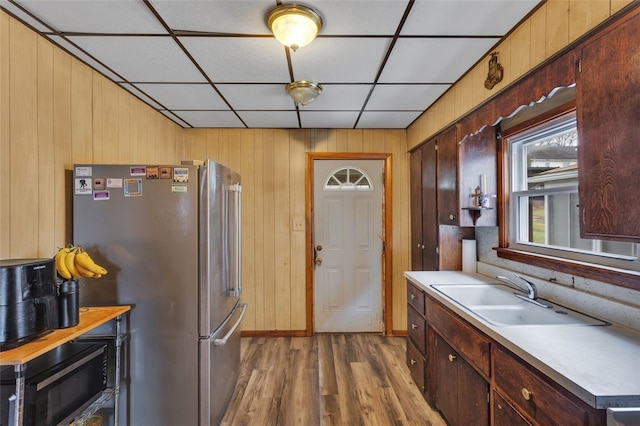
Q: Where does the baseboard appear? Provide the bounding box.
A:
[391,330,408,337]
[241,330,308,337]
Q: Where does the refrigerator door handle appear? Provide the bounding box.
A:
[227,182,242,298]
[213,303,247,346]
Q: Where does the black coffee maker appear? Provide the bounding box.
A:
[0,258,59,350]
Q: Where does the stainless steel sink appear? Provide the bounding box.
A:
[431,283,608,327]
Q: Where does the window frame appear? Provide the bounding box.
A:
[497,103,640,290]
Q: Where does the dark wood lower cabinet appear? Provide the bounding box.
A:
[434,334,489,426]
[406,283,607,425]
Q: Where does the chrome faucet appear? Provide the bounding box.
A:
[495,275,550,308]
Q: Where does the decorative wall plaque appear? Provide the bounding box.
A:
[484,52,504,90]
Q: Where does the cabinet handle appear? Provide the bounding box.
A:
[411,323,418,329]
[410,294,416,300]
[448,354,456,362]
[410,359,417,365]
[521,387,532,401]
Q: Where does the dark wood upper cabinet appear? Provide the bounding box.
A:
[437,127,459,225]
[576,6,640,243]
[458,126,498,227]
[410,141,438,271]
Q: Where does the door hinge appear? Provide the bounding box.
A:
[578,59,582,74]
[382,241,386,253]
[487,392,490,404]
[434,143,438,151]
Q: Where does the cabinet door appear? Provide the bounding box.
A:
[410,149,424,270]
[577,8,640,242]
[434,334,489,426]
[434,334,459,425]
[410,141,438,270]
[437,127,459,225]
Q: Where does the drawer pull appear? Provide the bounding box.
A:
[521,387,532,401]
[410,359,417,365]
[448,354,456,362]
[410,294,416,300]
[411,323,418,329]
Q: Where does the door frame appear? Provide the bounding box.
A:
[305,152,393,336]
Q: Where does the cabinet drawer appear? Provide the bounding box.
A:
[426,298,490,377]
[493,345,587,426]
[406,338,426,394]
[407,282,425,315]
[408,305,426,354]
[494,391,531,426]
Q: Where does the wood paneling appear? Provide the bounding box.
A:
[407,0,634,150]
[184,129,411,333]
[0,12,183,260]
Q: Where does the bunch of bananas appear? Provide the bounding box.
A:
[54,245,108,280]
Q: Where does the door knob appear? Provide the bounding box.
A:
[315,257,323,265]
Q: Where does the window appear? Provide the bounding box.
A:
[324,167,373,191]
[506,111,638,269]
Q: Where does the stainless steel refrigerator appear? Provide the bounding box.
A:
[72,160,245,425]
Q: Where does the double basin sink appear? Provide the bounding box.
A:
[431,283,609,327]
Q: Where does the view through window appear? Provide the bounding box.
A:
[508,112,637,261]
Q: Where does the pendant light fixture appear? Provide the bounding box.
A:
[287,81,323,107]
[267,4,323,51]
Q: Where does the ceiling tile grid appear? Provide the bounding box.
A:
[1,0,543,129]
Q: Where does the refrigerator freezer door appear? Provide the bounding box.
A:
[199,160,242,337]
[73,164,201,425]
[199,302,246,425]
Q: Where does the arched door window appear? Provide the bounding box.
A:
[324,167,373,191]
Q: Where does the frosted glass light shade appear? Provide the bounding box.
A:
[267,4,323,51]
[287,81,323,106]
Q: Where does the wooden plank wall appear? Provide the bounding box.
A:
[407,0,634,150]
[0,12,184,259]
[2,1,631,334]
[182,129,411,333]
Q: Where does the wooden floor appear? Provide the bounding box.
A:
[222,334,446,425]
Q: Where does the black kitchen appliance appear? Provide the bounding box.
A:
[0,258,59,351]
[0,341,108,426]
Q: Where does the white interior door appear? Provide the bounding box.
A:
[313,159,384,333]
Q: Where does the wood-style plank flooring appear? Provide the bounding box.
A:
[222,334,446,425]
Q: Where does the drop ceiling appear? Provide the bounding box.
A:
[1,0,543,129]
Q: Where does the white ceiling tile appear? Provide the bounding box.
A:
[314,1,407,35]
[216,84,294,110]
[404,0,542,36]
[291,38,391,83]
[172,110,245,128]
[306,85,372,110]
[366,84,450,110]
[378,37,499,83]
[149,0,273,34]
[67,36,205,83]
[180,37,290,83]
[237,111,300,128]
[134,83,228,110]
[0,1,53,32]
[357,111,423,129]
[299,111,361,129]
[120,84,164,110]
[14,0,167,33]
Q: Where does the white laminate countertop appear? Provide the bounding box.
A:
[405,271,640,410]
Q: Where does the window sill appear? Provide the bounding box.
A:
[495,247,640,290]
